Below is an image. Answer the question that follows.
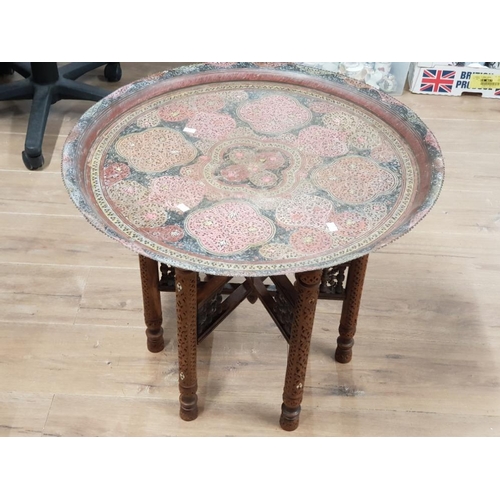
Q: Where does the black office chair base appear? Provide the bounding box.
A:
[0,62,121,170]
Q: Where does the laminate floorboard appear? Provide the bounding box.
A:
[1,63,499,436]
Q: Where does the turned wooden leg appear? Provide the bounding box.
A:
[175,268,199,421]
[335,254,369,364]
[280,269,322,431]
[139,255,165,353]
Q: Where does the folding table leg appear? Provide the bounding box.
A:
[280,269,322,431]
[138,255,164,353]
[175,268,199,421]
[335,255,369,363]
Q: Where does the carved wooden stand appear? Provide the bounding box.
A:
[280,270,322,431]
[138,254,369,431]
[138,255,164,353]
[335,255,369,364]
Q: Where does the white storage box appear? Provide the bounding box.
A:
[408,62,500,98]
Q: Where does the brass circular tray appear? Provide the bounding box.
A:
[62,63,444,277]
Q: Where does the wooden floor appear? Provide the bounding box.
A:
[1,63,499,437]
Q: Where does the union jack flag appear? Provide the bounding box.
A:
[420,69,456,93]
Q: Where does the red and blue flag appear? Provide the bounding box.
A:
[420,69,456,93]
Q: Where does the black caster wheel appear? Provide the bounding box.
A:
[104,63,122,83]
[22,151,44,170]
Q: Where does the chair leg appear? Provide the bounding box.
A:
[335,255,369,363]
[280,269,322,431]
[0,79,33,101]
[56,78,110,101]
[139,255,165,353]
[1,62,116,170]
[175,268,199,421]
[59,62,106,80]
[10,62,32,78]
[23,84,53,168]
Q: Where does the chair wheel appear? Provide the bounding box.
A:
[22,151,44,170]
[104,63,122,82]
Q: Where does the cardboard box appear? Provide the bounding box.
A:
[408,62,500,98]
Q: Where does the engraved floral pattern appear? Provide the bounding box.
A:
[158,101,192,122]
[156,93,228,124]
[217,146,286,187]
[103,162,130,186]
[370,141,397,162]
[308,101,341,114]
[137,111,161,128]
[143,225,185,244]
[297,125,349,157]
[107,180,168,228]
[289,228,335,255]
[115,128,197,173]
[276,194,334,230]
[312,156,398,204]
[100,84,407,261]
[148,176,205,213]
[185,201,275,255]
[259,243,300,260]
[188,94,226,113]
[237,95,312,134]
[186,112,236,141]
[202,138,303,197]
[220,90,249,103]
[332,212,369,237]
[323,111,382,150]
